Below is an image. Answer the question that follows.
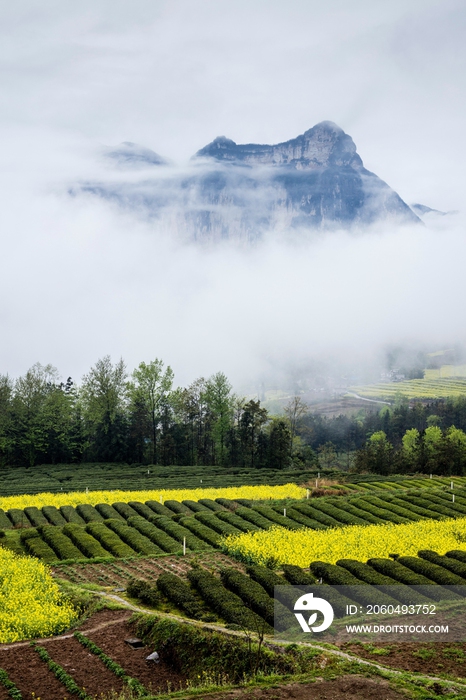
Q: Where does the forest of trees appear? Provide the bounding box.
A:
[3,356,466,474]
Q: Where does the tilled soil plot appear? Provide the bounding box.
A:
[187,675,407,700]
[84,615,188,695]
[55,551,245,587]
[0,643,76,699]
[342,640,466,678]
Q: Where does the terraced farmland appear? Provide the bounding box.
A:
[350,377,466,400]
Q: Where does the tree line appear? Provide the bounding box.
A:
[0,358,300,469]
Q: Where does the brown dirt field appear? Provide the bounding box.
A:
[0,610,188,699]
[0,643,77,699]
[342,640,466,678]
[187,675,406,700]
[83,614,189,695]
[55,551,245,587]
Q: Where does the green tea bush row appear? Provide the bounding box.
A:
[62,523,108,558]
[94,503,124,520]
[85,522,135,557]
[104,519,162,555]
[111,502,139,519]
[400,495,460,519]
[76,504,104,523]
[178,517,221,547]
[194,512,241,537]
[252,506,302,530]
[74,632,146,696]
[60,505,85,524]
[292,503,340,527]
[359,497,424,521]
[0,509,11,529]
[246,564,288,596]
[426,493,466,515]
[220,568,289,630]
[389,498,440,519]
[0,668,22,699]
[126,578,160,606]
[23,533,59,563]
[397,555,466,588]
[181,499,210,512]
[127,501,155,520]
[309,561,400,608]
[198,498,225,511]
[446,550,466,564]
[281,564,316,586]
[285,508,327,530]
[23,506,48,527]
[336,559,431,605]
[164,500,192,515]
[280,565,353,617]
[37,525,83,560]
[32,644,91,700]
[42,506,67,526]
[145,500,173,517]
[187,567,269,631]
[235,507,274,530]
[156,572,203,619]
[127,516,180,553]
[149,516,210,551]
[234,499,254,507]
[216,511,260,532]
[418,550,466,579]
[340,501,391,524]
[7,509,31,527]
[215,498,238,509]
[308,502,366,526]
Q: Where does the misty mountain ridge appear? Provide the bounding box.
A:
[79,121,423,241]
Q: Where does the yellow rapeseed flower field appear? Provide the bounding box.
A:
[0,548,77,643]
[0,483,304,511]
[222,517,466,567]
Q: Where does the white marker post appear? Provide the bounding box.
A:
[430,474,432,479]
[453,494,455,503]
[451,481,454,490]
[283,508,286,517]
[160,495,163,504]
[183,537,186,555]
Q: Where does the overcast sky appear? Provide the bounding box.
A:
[0,0,465,387]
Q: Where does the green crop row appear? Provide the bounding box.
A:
[37,525,83,560]
[32,644,91,700]
[149,516,211,551]
[156,572,204,619]
[85,521,136,558]
[127,516,180,553]
[0,668,22,700]
[62,523,108,558]
[104,518,162,555]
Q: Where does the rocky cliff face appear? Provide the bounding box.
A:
[77,122,421,241]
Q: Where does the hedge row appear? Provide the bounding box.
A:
[235,507,274,530]
[104,518,163,555]
[187,567,270,631]
[42,506,67,526]
[179,517,221,547]
[127,501,156,520]
[309,561,400,608]
[127,516,180,553]
[38,525,84,560]
[164,500,192,515]
[367,558,448,601]
[279,564,354,618]
[7,509,31,527]
[126,578,160,606]
[156,572,203,619]
[62,523,108,558]
[112,502,140,519]
[345,500,403,524]
[418,550,466,579]
[145,500,174,517]
[85,522,136,558]
[220,567,289,630]
[397,555,466,590]
[198,498,225,511]
[95,503,124,521]
[23,532,59,563]
[358,497,424,522]
[285,508,327,530]
[399,495,461,519]
[23,506,48,527]
[215,498,238,509]
[252,506,302,530]
[216,511,261,533]
[308,502,366,526]
[194,512,241,537]
[447,550,466,564]
[292,503,340,527]
[181,499,210,513]
[76,504,104,523]
[336,559,431,605]
[149,516,211,551]
[74,632,146,696]
[60,505,85,524]
[0,509,11,529]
